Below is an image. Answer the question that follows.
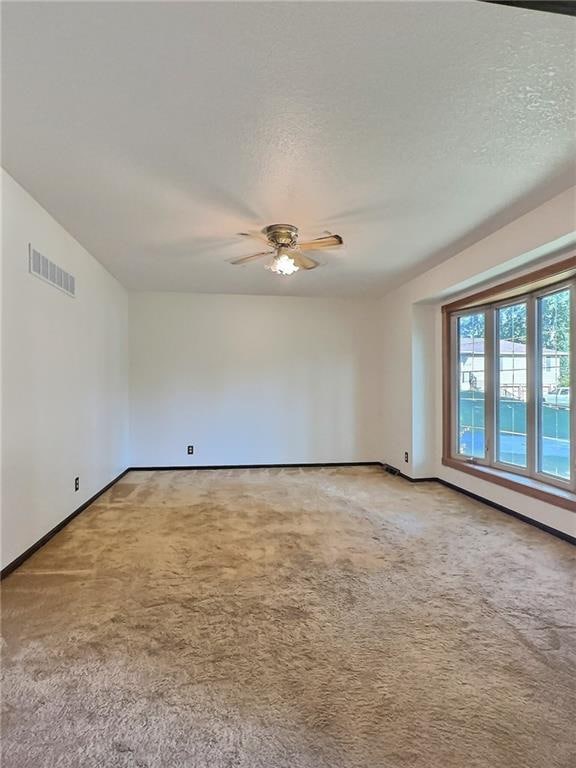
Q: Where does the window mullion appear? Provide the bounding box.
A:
[527,296,537,478]
[571,282,575,491]
[451,313,460,458]
[485,307,495,466]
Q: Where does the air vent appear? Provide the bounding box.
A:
[28,245,76,297]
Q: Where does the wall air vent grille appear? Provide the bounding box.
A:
[28,245,76,297]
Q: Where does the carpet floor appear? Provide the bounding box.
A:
[1,466,575,768]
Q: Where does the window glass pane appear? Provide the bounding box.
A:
[539,288,571,481]
[496,302,528,467]
[457,313,485,458]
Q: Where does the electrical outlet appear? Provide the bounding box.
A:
[404,452,409,463]
[187,445,194,455]
[74,476,80,492]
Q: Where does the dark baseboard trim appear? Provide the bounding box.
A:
[383,463,574,546]
[1,469,130,580]
[435,478,576,546]
[3,461,572,579]
[381,464,436,483]
[129,462,382,471]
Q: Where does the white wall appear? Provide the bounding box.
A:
[378,186,576,537]
[1,170,129,569]
[129,293,381,467]
[2,167,573,568]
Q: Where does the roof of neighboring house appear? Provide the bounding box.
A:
[459,338,565,356]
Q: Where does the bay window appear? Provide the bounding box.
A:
[443,259,575,506]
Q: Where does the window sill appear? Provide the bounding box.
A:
[442,457,576,511]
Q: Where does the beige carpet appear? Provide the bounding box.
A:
[1,466,575,768]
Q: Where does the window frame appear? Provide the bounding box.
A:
[450,308,491,464]
[492,295,531,477]
[533,280,575,491]
[442,256,576,508]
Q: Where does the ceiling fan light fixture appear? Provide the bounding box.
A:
[268,249,299,276]
[232,223,341,273]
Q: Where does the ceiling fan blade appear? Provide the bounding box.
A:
[230,250,274,265]
[298,234,343,251]
[292,252,319,270]
[238,230,270,245]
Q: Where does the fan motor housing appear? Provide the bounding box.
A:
[263,224,298,248]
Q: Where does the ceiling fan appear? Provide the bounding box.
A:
[231,224,343,276]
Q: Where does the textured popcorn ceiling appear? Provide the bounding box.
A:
[2,1,575,297]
